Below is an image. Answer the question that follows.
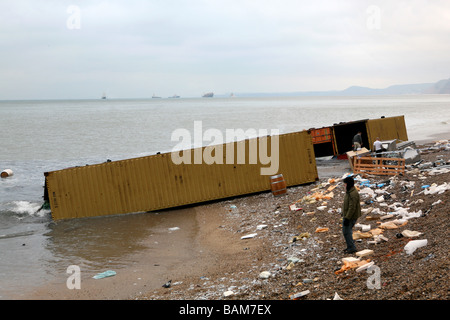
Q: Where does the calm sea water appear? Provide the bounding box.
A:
[0,95,449,298]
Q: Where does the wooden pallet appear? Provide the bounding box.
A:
[353,156,405,176]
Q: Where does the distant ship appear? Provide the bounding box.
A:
[101,92,106,99]
[169,94,180,98]
[202,92,214,98]
[152,94,161,98]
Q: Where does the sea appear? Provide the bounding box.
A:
[0,95,449,299]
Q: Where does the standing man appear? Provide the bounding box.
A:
[352,131,363,151]
[341,176,361,254]
[373,137,384,158]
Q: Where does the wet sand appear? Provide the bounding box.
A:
[17,203,256,300]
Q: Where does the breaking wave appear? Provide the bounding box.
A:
[0,200,50,218]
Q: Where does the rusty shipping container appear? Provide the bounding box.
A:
[44,130,318,220]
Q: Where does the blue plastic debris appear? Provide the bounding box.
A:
[421,185,430,189]
[93,270,116,279]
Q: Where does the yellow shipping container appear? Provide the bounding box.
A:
[365,115,409,147]
[44,130,318,220]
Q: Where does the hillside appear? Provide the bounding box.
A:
[232,77,450,97]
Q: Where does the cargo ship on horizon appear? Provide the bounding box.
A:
[202,92,214,98]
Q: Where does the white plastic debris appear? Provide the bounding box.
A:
[241,233,257,240]
[223,290,234,297]
[404,239,428,255]
[355,223,371,232]
[401,230,423,238]
[333,292,344,300]
[360,188,375,197]
[259,271,271,279]
[290,290,310,299]
[424,183,450,195]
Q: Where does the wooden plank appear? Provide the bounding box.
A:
[354,156,405,176]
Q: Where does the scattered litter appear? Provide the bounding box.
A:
[256,224,268,230]
[353,231,373,240]
[355,261,375,273]
[342,257,360,263]
[335,259,372,275]
[241,233,257,240]
[287,256,302,264]
[432,199,442,206]
[404,239,428,255]
[259,271,271,279]
[355,223,371,232]
[317,206,327,211]
[333,292,344,300]
[401,230,423,238]
[92,270,116,280]
[291,232,311,242]
[168,227,180,231]
[356,249,374,258]
[289,204,302,211]
[379,221,399,229]
[162,280,172,288]
[315,227,329,233]
[223,290,234,297]
[290,290,310,299]
[424,183,450,195]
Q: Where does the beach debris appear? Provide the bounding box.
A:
[291,232,310,242]
[352,231,372,240]
[404,239,428,255]
[401,230,423,238]
[333,292,344,300]
[259,271,271,279]
[93,270,116,280]
[241,233,257,240]
[168,227,180,231]
[335,259,372,275]
[356,249,374,258]
[223,290,234,297]
[342,257,360,263]
[379,221,399,230]
[287,256,303,264]
[290,290,310,300]
[315,227,329,233]
[424,183,450,195]
[162,280,172,288]
[355,223,371,232]
[403,147,421,164]
[355,261,375,273]
[1,169,13,178]
[369,234,389,244]
[289,203,302,211]
[256,224,268,230]
[317,206,327,211]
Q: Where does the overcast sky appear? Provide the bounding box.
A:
[1,0,449,99]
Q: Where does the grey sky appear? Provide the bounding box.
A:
[1,0,449,99]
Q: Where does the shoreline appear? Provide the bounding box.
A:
[16,204,259,300]
[13,133,450,300]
